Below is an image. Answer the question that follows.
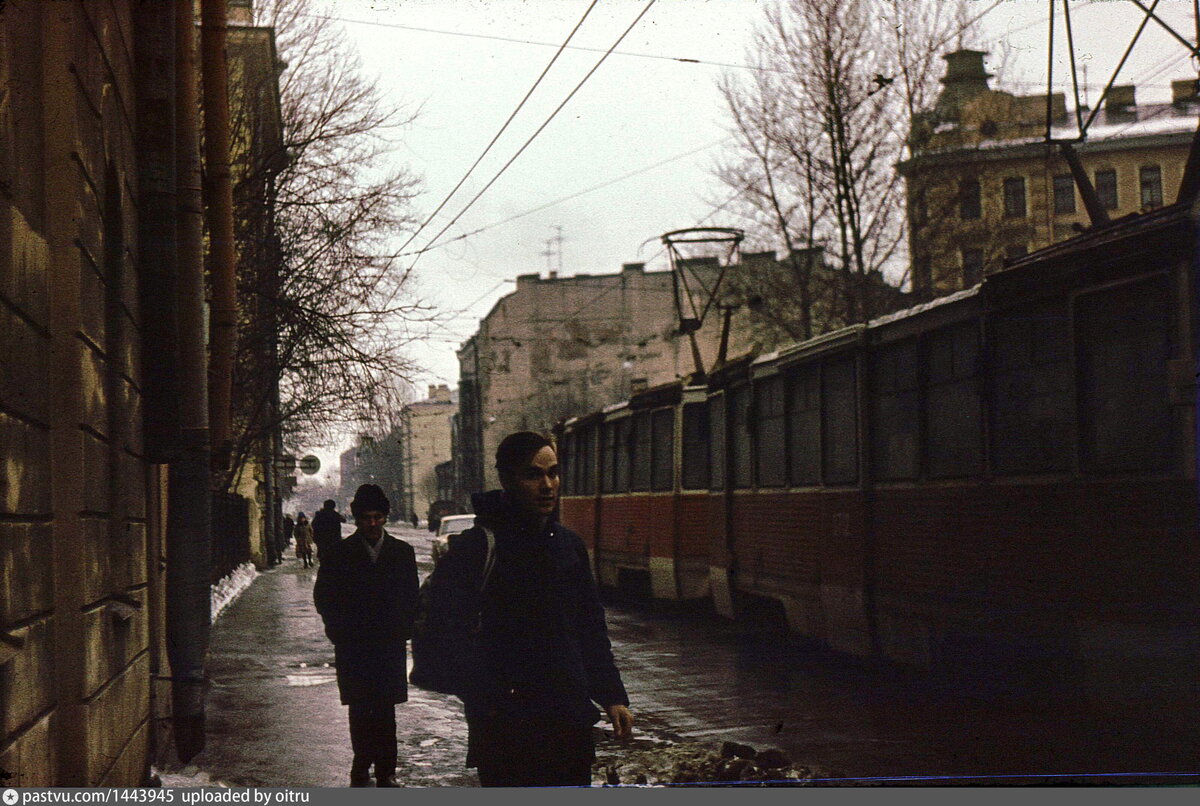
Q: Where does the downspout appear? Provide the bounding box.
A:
[133,0,178,771]
[200,0,238,472]
[171,0,214,764]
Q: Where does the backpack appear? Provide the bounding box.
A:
[409,526,496,696]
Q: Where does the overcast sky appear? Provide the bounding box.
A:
[297,0,1198,469]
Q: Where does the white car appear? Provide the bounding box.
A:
[431,514,476,564]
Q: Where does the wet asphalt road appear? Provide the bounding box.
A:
[176,524,1200,787]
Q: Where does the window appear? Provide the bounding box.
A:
[821,357,858,484]
[630,411,652,491]
[602,419,629,493]
[1139,165,1163,208]
[1053,174,1076,214]
[730,385,753,489]
[579,426,596,495]
[924,324,983,478]
[961,248,984,287]
[681,403,709,490]
[561,432,575,495]
[1003,176,1026,218]
[1095,169,1118,210]
[787,365,821,485]
[709,394,727,491]
[1076,277,1172,473]
[650,408,674,491]
[959,179,982,219]
[870,340,920,481]
[989,303,1073,474]
[755,375,786,487]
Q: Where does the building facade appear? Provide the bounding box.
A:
[899,49,1198,296]
[399,384,457,521]
[457,263,761,492]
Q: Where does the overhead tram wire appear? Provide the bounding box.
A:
[306,10,777,75]
[404,0,660,273]
[388,0,602,260]
[391,135,733,260]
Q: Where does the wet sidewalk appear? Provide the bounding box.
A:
[175,537,479,787]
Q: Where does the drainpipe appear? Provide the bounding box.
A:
[133,0,178,771]
[171,0,214,764]
[200,0,238,472]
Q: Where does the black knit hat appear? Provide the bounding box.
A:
[351,483,390,518]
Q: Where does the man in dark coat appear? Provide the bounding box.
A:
[434,431,633,787]
[314,484,419,787]
[311,499,343,561]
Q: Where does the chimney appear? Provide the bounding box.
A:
[548,271,558,280]
[622,262,644,274]
[427,385,437,400]
[1106,84,1136,114]
[933,50,992,122]
[516,273,539,288]
[1173,79,1199,106]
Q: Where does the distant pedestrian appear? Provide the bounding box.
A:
[423,431,632,787]
[282,513,295,547]
[294,513,314,568]
[410,511,419,529]
[314,484,419,787]
[312,499,343,561]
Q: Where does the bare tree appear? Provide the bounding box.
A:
[716,0,983,335]
[222,0,425,490]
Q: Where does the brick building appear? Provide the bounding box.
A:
[899,49,1198,296]
[399,384,457,521]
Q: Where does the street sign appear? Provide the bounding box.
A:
[298,454,321,475]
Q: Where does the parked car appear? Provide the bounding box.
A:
[430,514,476,564]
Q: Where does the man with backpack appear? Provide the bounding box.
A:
[412,431,633,787]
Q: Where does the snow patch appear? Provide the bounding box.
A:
[152,766,232,788]
[211,562,260,621]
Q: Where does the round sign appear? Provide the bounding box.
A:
[298,454,321,475]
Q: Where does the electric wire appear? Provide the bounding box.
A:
[405,0,659,272]
[389,0,602,260]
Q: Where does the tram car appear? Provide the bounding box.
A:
[558,200,1197,683]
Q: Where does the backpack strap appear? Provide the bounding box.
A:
[479,526,497,593]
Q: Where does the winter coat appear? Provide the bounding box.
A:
[294,522,313,555]
[439,490,629,730]
[311,507,343,555]
[313,531,419,704]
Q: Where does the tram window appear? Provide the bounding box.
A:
[615,418,631,492]
[561,432,574,495]
[681,402,710,490]
[631,411,652,491]
[730,385,754,489]
[1076,277,1172,473]
[925,323,983,478]
[709,395,727,491]
[822,357,859,485]
[787,365,821,485]
[989,303,1073,474]
[755,375,786,487]
[601,421,624,493]
[651,408,675,491]
[579,426,596,495]
[871,340,920,481]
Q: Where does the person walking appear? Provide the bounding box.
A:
[311,499,343,562]
[313,484,419,787]
[431,431,633,787]
[293,512,314,568]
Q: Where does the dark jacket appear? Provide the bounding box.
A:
[313,531,419,704]
[311,506,343,554]
[438,490,629,728]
